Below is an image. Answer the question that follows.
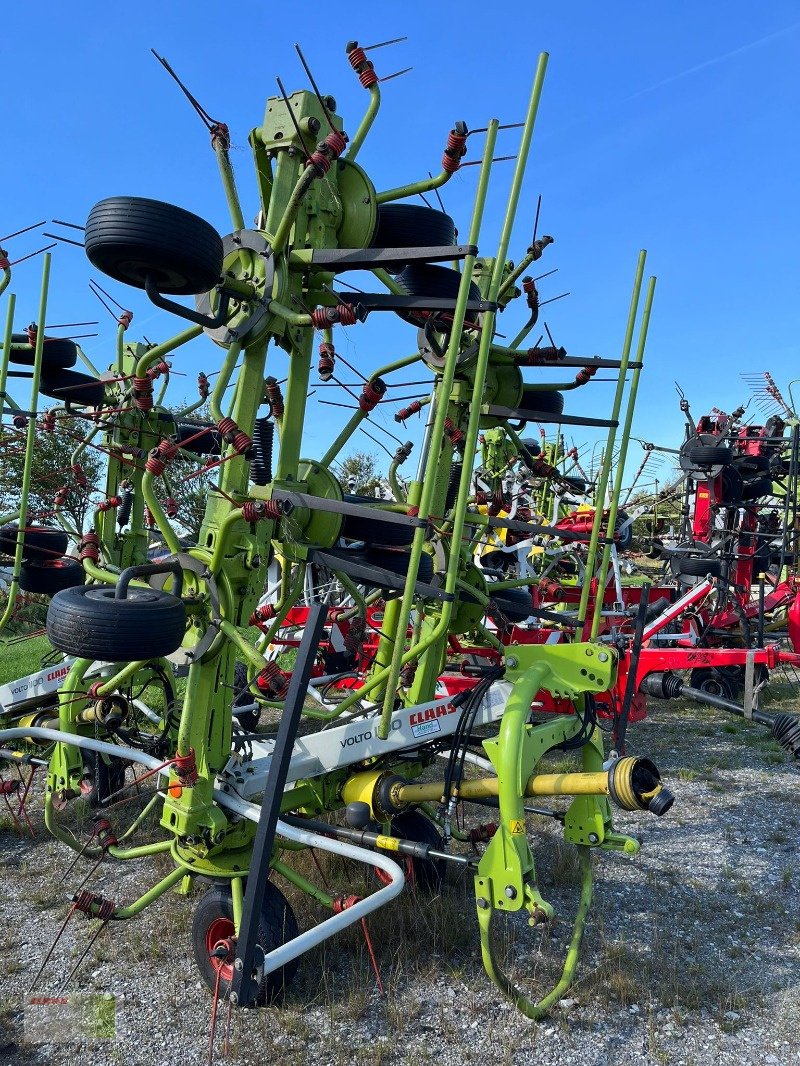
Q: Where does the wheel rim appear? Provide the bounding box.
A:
[205,916,236,981]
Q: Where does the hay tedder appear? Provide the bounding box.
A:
[5,37,789,1031]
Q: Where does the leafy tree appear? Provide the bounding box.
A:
[0,415,105,535]
[336,451,383,495]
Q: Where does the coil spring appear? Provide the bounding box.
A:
[442,125,468,173]
[538,577,565,602]
[250,418,274,486]
[516,506,532,523]
[489,487,509,516]
[41,409,56,433]
[143,506,154,528]
[72,890,116,921]
[118,310,133,329]
[523,345,564,365]
[444,462,463,513]
[249,603,277,628]
[256,662,289,699]
[216,416,252,455]
[163,497,178,518]
[98,496,121,513]
[407,505,420,518]
[173,748,198,786]
[475,490,488,506]
[575,365,598,386]
[318,342,335,381]
[343,617,367,656]
[0,779,20,795]
[348,44,378,88]
[132,376,154,411]
[70,463,88,488]
[240,499,284,523]
[264,377,285,418]
[772,713,800,758]
[145,438,179,476]
[395,400,422,423]
[197,372,210,400]
[468,822,498,845]
[79,532,100,562]
[93,816,118,850]
[147,359,171,381]
[443,417,465,448]
[54,485,70,507]
[359,378,386,412]
[310,304,359,328]
[13,414,27,429]
[117,483,134,527]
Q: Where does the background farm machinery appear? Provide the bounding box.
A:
[0,38,794,1042]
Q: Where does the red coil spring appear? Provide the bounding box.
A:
[575,365,598,386]
[132,376,154,411]
[442,127,468,173]
[407,505,420,518]
[72,890,116,921]
[359,378,386,412]
[467,822,498,845]
[395,400,422,423]
[256,662,289,699]
[12,414,27,429]
[241,499,284,523]
[144,506,154,528]
[308,150,332,175]
[538,577,565,602]
[147,359,171,381]
[0,779,20,795]
[332,894,362,914]
[310,304,358,329]
[443,417,465,447]
[210,121,231,150]
[215,417,252,454]
[79,532,100,562]
[516,506,532,523]
[98,496,121,513]
[318,342,335,380]
[325,130,347,157]
[93,816,118,850]
[87,681,105,699]
[145,438,179,476]
[348,45,378,88]
[71,463,88,488]
[41,409,56,433]
[163,497,178,518]
[118,310,133,329]
[343,617,367,656]
[489,488,509,516]
[249,603,277,628]
[198,372,210,400]
[264,378,285,418]
[173,748,197,787]
[475,490,488,505]
[54,485,70,507]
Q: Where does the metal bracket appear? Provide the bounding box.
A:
[302,243,479,272]
[485,404,618,429]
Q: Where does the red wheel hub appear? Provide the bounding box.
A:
[205,916,236,981]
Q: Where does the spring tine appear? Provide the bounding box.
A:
[362,35,408,51]
[27,904,77,992]
[56,919,110,994]
[379,67,413,83]
[50,220,86,231]
[1,220,47,243]
[294,44,337,132]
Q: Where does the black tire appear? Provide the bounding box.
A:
[375,810,446,892]
[9,334,78,369]
[487,584,532,624]
[0,524,68,561]
[364,546,434,585]
[19,558,84,595]
[687,444,733,467]
[518,387,565,417]
[371,205,456,271]
[740,476,774,501]
[81,752,127,808]
[46,585,186,662]
[192,883,298,1004]
[177,421,222,456]
[733,453,771,476]
[614,511,633,550]
[340,496,415,547]
[688,667,740,702]
[40,368,105,408]
[719,466,744,507]
[232,661,261,730]
[395,263,481,328]
[676,556,724,578]
[85,196,223,296]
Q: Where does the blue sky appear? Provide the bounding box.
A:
[4,2,799,490]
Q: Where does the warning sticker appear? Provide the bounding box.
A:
[509,819,526,835]
[375,835,400,851]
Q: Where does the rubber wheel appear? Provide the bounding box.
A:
[19,557,84,595]
[81,752,127,808]
[232,661,261,730]
[688,667,740,702]
[719,466,744,506]
[46,585,186,662]
[687,444,733,467]
[518,388,565,417]
[676,556,724,578]
[85,196,223,295]
[487,584,532,624]
[192,883,299,1004]
[395,263,481,328]
[340,495,415,547]
[614,511,633,551]
[39,368,105,408]
[733,453,771,476]
[177,421,222,456]
[375,810,446,892]
[370,205,456,271]
[364,546,434,585]
[0,524,68,561]
[8,334,78,369]
[740,476,773,501]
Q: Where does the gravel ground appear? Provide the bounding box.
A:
[1,696,798,1066]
